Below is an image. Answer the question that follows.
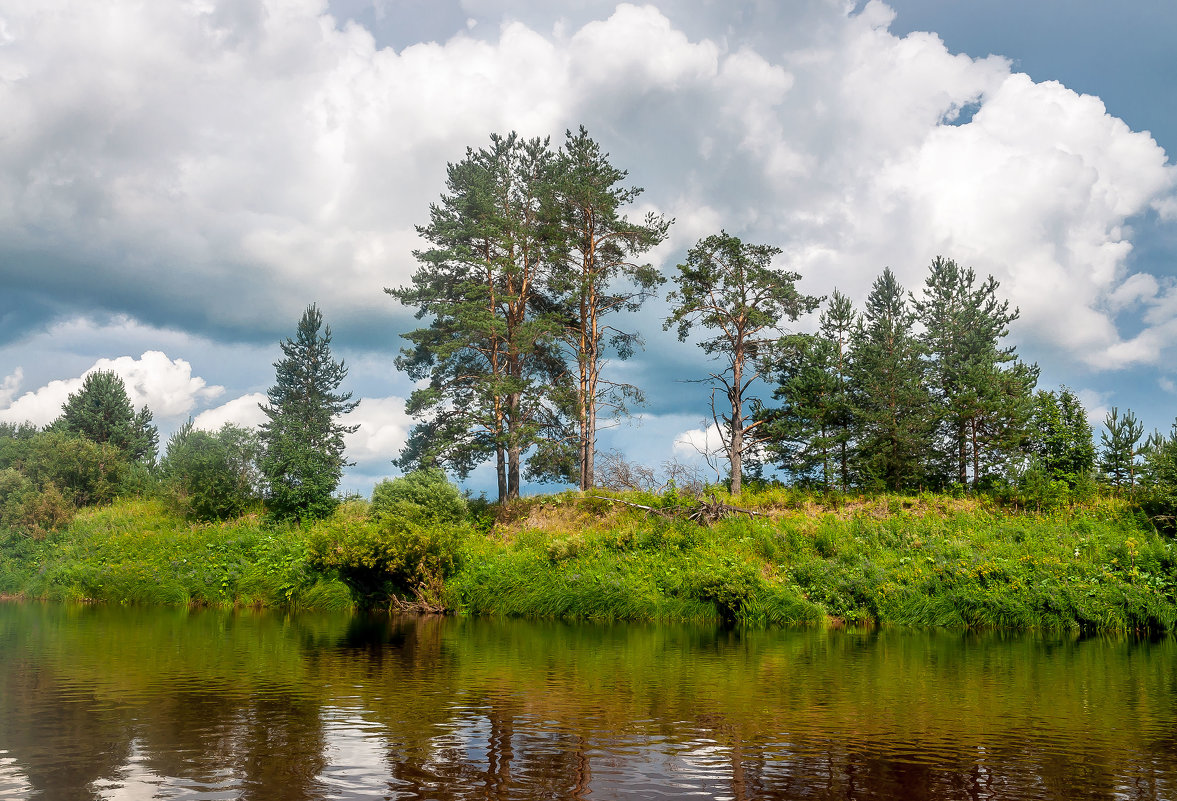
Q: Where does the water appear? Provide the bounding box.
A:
[1,603,1174,800]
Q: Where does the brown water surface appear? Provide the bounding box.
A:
[0,603,1174,800]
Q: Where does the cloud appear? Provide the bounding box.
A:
[673,421,725,458]
[192,392,408,466]
[343,395,411,469]
[3,0,1170,369]
[1075,389,1111,427]
[2,0,1177,487]
[0,351,223,426]
[193,392,268,432]
[0,368,22,408]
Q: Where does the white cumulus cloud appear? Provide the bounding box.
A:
[192,392,269,431]
[0,351,222,426]
[343,395,411,469]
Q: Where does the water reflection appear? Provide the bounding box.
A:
[0,603,1175,799]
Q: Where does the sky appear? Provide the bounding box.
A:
[1,0,1175,495]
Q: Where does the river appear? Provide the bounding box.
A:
[0,603,1174,800]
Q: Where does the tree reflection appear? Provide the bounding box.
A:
[1,603,1176,800]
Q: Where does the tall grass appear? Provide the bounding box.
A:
[2,488,1174,632]
[0,499,353,609]
[448,488,1177,631]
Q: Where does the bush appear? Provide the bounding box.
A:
[370,469,467,526]
[160,422,261,521]
[308,504,467,607]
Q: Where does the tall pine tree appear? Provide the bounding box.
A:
[665,231,820,496]
[850,269,931,491]
[259,304,358,522]
[389,133,568,501]
[548,127,670,490]
[912,256,1036,488]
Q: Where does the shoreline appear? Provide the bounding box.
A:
[1,491,1175,632]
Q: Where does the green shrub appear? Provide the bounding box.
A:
[370,469,467,526]
[160,422,261,521]
[308,505,467,606]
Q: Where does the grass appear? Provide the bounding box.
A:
[0,499,353,610]
[1,488,1175,632]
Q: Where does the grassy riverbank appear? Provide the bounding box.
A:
[2,490,1175,631]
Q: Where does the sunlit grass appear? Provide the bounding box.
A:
[1,489,1174,631]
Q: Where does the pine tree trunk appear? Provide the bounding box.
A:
[730,356,743,497]
[507,393,521,500]
[586,401,597,490]
[970,419,981,489]
[957,420,968,487]
[496,446,507,504]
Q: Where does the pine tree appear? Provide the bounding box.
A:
[850,269,931,491]
[1099,406,1144,494]
[912,256,1037,488]
[258,304,358,522]
[389,133,568,501]
[665,231,821,496]
[548,127,670,490]
[54,370,158,465]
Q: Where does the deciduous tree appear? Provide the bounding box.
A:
[161,421,261,521]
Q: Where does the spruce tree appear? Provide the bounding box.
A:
[850,269,931,491]
[665,231,821,496]
[762,290,859,491]
[258,304,358,522]
[760,332,839,488]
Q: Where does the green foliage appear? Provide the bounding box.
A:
[1028,388,1096,488]
[259,304,358,522]
[53,370,158,464]
[369,469,467,526]
[849,268,931,491]
[161,421,262,521]
[1140,420,1177,533]
[308,504,467,606]
[665,230,822,495]
[0,429,129,510]
[1100,406,1144,493]
[0,499,352,608]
